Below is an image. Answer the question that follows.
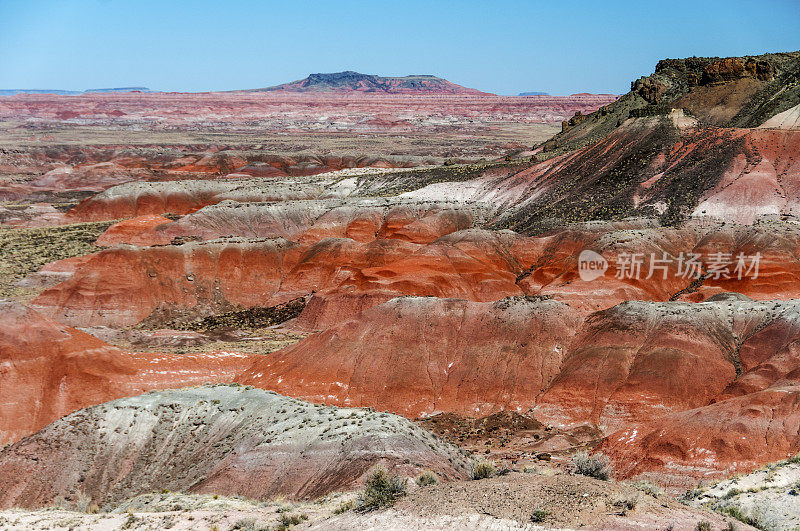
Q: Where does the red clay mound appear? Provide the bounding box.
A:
[300,201,477,245]
[238,296,581,417]
[535,301,743,432]
[31,238,303,327]
[28,162,152,192]
[94,200,480,247]
[595,296,800,486]
[237,294,800,484]
[519,221,800,312]
[33,220,800,329]
[600,381,800,489]
[32,230,531,328]
[0,302,254,445]
[95,214,172,246]
[537,296,800,434]
[66,179,325,221]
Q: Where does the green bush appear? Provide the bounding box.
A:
[415,470,439,487]
[472,460,497,480]
[531,509,549,522]
[355,467,408,512]
[572,451,613,481]
[695,521,712,531]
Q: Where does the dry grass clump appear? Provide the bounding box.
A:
[471,459,497,480]
[572,451,613,481]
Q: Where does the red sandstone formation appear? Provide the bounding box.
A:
[0,302,254,445]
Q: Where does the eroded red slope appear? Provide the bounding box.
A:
[0,302,254,445]
[600,380,800,488]
[238,296,580,417]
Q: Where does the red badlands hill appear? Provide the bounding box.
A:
[400,115,800,228]
[0,302,254,445]
[240,296,581,417]
[36,215,800,331]
[237,294,800,484]
[247,71,492,95]
[32,229,531,327]
[95,199,480,247]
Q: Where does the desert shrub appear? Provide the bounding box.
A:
[696,520,712,531]
[471,460,497,480]
[122,514,143,530]
[355,467,408,512]
[629,480,662,497]
[750,501,781,530]
[722,506,750,524]
[530,509,549,522]
[232,518,269,531]
[274,513,308,531]
[333,499,354,514]
[572,451,613,481]
[786,453,800,464]
[612,493,639,516]
[415,470,439,487]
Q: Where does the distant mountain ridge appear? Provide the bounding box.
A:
[519,91,550,96]
[244,71,493,95]
[0,87,150,96]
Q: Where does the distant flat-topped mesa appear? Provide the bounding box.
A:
[245,71,493,95]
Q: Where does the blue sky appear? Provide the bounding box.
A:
[1,0,798,95]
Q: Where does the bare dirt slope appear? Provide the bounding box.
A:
[0,385,470,509]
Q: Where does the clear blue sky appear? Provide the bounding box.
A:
[1,0,798,95]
